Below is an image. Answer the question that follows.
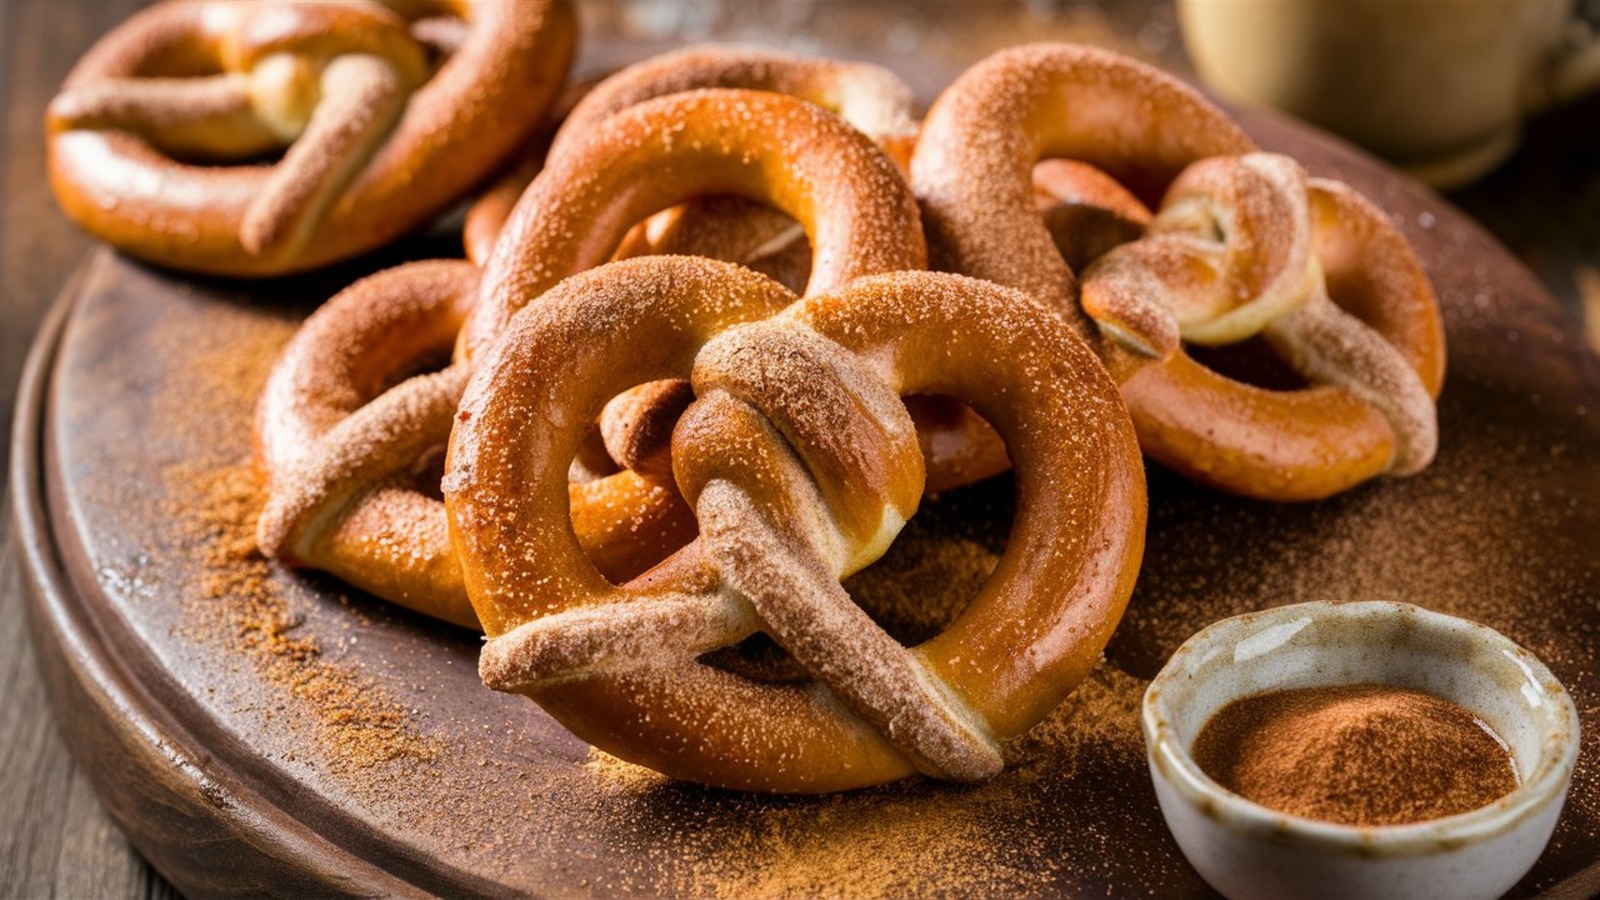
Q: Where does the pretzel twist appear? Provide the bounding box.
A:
[477,71,1006,492]
[447,257,1146,793]
[466,85,951,478]
[912,43,1446,499]
[254,262,696,629]
[48,0,575,275]
[1081,154,1441,480]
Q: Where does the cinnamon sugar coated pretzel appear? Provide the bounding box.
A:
[254,261,697,629]
[446,257,1146,792]
[48,0,575,276]
[467,64,1004,490]
[468,85,932,480]
[469,59,1008,492]
[1083,156,1444,493]
[914,43,1445,499]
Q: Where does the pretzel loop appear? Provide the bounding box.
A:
[464,45,919,268]
[466,87,927,360]
[1083,154,1320,357]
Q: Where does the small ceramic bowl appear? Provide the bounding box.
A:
[1143,600,1579,900]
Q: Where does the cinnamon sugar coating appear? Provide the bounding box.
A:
[470,83,1012,496]
[466,87,926,359]
[913,42,1253,335]
[466,44,919,272]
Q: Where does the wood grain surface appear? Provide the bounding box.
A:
[2,1,1598,897]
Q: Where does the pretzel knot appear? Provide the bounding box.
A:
[47,0,575,275]
[1070,154,1442,483]
[449,257,1147,793]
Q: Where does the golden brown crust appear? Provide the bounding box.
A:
[1093,167,1445,498]
[465,88,926,358]
[464,86,935,511]
[447,257,1146,792]
[460,77,596,267]
[912,43,1253,335]
[48,0,576,276]
[550,45,918,167]
[1033,158,1152,271]
[460,53,1023,499]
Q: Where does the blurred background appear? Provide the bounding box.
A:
[1,1,1596,895]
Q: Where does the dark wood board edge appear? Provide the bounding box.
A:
[9,255,432,898]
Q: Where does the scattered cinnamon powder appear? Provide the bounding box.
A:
[1192,683,1518,826]
[164,459,439,774]
[146,313,440,778]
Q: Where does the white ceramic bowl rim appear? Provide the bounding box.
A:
[1143,600,1581,856]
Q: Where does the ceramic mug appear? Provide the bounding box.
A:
[1177,0,1600,188]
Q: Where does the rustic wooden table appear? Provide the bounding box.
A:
[2,1,1596,896]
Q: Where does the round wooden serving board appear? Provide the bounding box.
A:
[13,65,1600,899]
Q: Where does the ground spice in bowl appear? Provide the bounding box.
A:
[1190,683,1519,827]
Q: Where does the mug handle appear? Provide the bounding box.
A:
[1525,20,1600,112]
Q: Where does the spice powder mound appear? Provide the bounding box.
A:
[1191,683,1519,827]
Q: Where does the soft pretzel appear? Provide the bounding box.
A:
[445,256,1146,793]
[466,86,931,481]
[463,45,919,278]
[1083,155,1443,495]
[912,43,1445,499]
[48,0,575,276]
[254,261,698,629]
